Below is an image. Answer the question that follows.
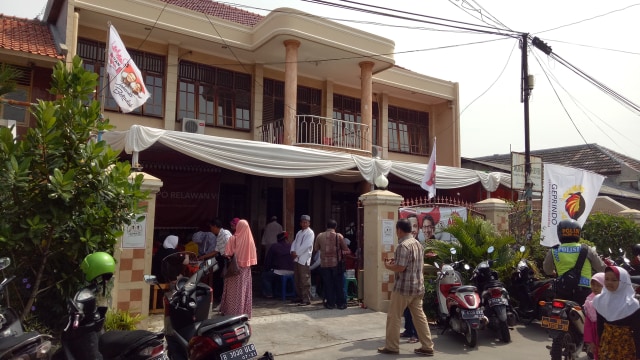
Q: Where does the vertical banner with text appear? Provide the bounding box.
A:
[540,163,604,247]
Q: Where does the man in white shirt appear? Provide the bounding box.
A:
[200,218,231,307]
[261,216,283,262]
[290,215,314,306]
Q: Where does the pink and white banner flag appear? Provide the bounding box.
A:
[107,25,149,113]
[420,138,437,199]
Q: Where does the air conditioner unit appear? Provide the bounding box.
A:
[371,145,383,159]
[181,118,205,134]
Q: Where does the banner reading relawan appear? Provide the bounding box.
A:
[540,163,604,247]
[107,25,150,113]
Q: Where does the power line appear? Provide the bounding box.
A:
[536,3,640,34]
[538,38,640,56]
[531,49,631,149]
[461,39,518,115]
[299,0,521,37]
[529,45,589,145]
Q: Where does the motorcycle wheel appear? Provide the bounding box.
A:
[499,320,511,343]
[550,337,563,360]
[464,323,477,348]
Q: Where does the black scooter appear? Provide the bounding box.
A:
[54,275,168,359]
[145,253,255,360]
[0,256,54,360]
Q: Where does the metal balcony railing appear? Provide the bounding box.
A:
[258,115,370,151]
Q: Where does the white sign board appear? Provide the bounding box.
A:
[381,219,395,245]
[511,152,543,192]
[122,214,147,249]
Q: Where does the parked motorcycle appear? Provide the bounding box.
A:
[145,252,255,360]
[434,248,485,347]
[509,246,556,323]
[0,257,54,360]
[54,252,168,360]
[539,298,584,360]
[471,246,516,343]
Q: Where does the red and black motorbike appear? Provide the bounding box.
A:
[434,248,484,348]
[145,252,255,360]
[539,298,584,360]
[509,246,556,324]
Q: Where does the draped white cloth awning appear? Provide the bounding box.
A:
[102,125,512,192]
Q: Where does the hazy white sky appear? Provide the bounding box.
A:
[2,0,640,160]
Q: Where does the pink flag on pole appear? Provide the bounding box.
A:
[421,138,436,199]
[107,25,149,113]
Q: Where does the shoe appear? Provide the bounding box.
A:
[400,331,411,338]
[377,347,399,354]
[414,348,434,356]
[297,301,311,306]
[324,303,335,309]
[408,337,419,343]
[337,304,347,310]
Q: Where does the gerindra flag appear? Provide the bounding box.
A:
[540,163,604,247]
[107,25,149,113]
[420,139,436,199]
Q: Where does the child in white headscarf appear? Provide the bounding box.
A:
[583,272,604,360]
[593,266,640,360]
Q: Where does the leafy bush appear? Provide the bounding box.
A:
[582,212,640,257]
[104,309,144,331]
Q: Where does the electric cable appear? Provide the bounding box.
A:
[536,3,640,34]
[461,39,518,116]
[538,38,640,56]
[531,49,631,149]
[529,45,589,145]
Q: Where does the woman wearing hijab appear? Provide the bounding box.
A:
[220,219,257,318]
[152,235,179,283]
[593,266,640,360]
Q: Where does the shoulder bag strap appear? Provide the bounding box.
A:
[573,245,588,272]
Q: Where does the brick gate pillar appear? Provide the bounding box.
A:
[359,189,403,312]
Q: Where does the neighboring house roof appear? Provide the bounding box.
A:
[0,14,64,59]
[468,143,640,175]
[160,0,263,27]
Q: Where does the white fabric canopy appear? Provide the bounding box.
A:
[102,125,512,191]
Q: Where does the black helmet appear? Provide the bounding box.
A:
[557,219,581,243]
[633,244,640,256]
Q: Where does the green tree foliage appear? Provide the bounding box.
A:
[427,216,517,283]
[582,212,640,257]
[0,64,20,97]
[0,56,148,330]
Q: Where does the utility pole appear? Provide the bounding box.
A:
[520,33,533,242]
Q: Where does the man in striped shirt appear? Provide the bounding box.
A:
[378,218,434,356]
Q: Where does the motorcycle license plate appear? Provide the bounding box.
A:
[488,297,507,306]
[541,316,569,331]
[220,343,258,360]
[461,309,484,320]
[149,353,169,360]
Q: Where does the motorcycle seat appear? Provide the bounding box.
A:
[99,330,163,358]
[630,275,640,285]
[449,285,477,293]
[0,331,40,353]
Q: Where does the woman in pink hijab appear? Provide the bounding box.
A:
[220,219,257,318]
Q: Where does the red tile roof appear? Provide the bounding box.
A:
[160,0,264,27]
[0,14,63,59]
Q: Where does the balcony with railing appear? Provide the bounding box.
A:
[258,115,370,155]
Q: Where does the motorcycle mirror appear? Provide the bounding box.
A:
[487,246,495,254]
[434,262,440,269]
[608,248,612,254]
[0,257,10,271]
[519,246,526,253]
[450,248,457,255]
[143,275,158,285]
[464,264,470,270]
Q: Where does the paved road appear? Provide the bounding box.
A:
[248,306,590,359]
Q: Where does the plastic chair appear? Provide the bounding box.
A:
[279,273,296,301]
